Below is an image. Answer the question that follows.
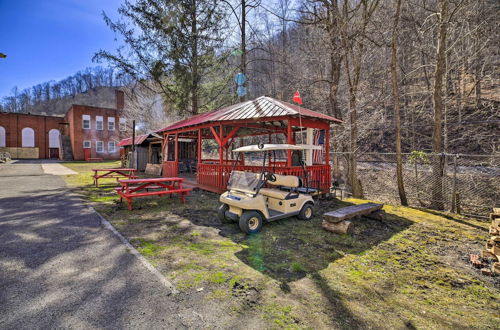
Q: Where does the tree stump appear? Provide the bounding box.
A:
[322,220,353,234]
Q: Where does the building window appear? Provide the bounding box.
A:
[119,118,126,131]
[0,126,5,147]
[108,117,115,131]
[21,127,35,147]
[83,140,91,149]
[96,116,103,130]
[83,115,90,129]
[48,129,60,148]
[96,141,104,153]
[108,141,116,153]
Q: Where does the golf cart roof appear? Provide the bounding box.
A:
[233,144,322,152]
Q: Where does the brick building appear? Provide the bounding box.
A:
[0,90,128,160]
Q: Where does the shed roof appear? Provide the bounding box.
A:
[159,96,341,133]
[117,134,149,147]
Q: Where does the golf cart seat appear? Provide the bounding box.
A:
[260,173,300,199]
[267,173,300,188]
[259,188,290,199]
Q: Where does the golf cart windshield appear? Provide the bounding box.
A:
[227,170,261,194]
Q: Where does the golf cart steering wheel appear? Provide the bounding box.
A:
[266,172,277,182]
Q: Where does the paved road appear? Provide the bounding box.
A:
[0,161,194,329]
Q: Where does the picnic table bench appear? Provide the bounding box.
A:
[92,168,138,187]
[116,177,191,210]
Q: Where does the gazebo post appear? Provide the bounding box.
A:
[219,124,223,165]
[325,128,330,165]
[240,138,245,165]
[197,128,202,163]
[174,133,178,175]
[219,124,224,189]
[163,134,169,160]
[286,120,292,167]
[268,133,272,164]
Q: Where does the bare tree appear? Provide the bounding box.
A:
[390,0,408,205]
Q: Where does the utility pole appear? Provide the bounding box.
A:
[240,0,246,102]
[131,119,136,169]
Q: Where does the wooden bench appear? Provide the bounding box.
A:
[322,203,384,234]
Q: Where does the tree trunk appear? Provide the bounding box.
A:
[191,0,198,115]
[390,0,408,206]
[431,0,448,210]
[329,54,342,120]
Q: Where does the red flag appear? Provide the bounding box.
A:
[292,90,303,105]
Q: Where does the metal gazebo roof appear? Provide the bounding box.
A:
[158,96,342,133]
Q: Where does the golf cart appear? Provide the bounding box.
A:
[218,144,320,234]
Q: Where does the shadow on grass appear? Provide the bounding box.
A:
[171,191,413,284]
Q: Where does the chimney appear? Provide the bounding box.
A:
[115,90,125,110]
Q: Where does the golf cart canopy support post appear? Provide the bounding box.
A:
[158,96,341,194]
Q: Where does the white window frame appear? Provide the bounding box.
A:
[96,116,104,131]
[119,118,127,131]
[83,140,91,149]
[108,141,116,153]
[82,115,91,130]
[96,141,104,153]
[108,117,115,131]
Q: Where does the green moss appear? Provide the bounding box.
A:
[260,303,299,329]
[291,262,303,273]
[133,238,166,257]
[209,271,228,284]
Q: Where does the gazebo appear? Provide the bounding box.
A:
[158,96,342,193]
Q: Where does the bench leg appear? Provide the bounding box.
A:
[181,192,186,203]
[126,197,133,211]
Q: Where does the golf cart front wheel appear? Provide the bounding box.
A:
[218,204,230,222]
[298,203,314,220]
[239,211,263,234]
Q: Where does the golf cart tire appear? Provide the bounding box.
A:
[239,211,263,234]
[298,203,314,220]
[218,204,230,222]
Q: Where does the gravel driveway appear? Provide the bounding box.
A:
[0,161,199,329]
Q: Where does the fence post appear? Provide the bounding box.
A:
[451,154,458,213]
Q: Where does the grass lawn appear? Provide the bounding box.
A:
[63,161,499,329]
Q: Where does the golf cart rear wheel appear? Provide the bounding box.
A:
[218,204,230,222]
[298,203,314,220]
[239,211,263,234]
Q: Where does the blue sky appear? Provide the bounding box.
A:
[0,0,122,97]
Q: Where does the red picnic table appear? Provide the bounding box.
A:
[115,177,192,210]
[92,168,138,187]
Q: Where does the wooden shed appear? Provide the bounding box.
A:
[117,133,163,171]
[158,96,342,193]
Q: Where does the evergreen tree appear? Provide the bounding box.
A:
[94,0,229,115]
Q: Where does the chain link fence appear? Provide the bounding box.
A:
[331,152,500,219]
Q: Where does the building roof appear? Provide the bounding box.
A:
[117,134,149,147]
[159,96,342,132]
